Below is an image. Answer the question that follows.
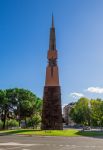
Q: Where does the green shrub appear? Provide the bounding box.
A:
[27,115,41,128]
[0,120,3,129]
[6,119,19,128]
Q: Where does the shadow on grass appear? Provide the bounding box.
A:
[76,130,103,138]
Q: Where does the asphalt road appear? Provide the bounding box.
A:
[0,135,103,150]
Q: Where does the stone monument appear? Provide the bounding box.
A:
[41,15,63,130]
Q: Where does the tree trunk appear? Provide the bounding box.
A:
[25,117,27,128]
[19,119,21,127]
[2,111,7,130]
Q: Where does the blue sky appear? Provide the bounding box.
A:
[1,0,103,105]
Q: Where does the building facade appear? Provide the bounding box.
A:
[63,103,75,126]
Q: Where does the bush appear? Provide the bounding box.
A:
[6,119,19,128]
[0,120,3,129]
[27,115,41,129]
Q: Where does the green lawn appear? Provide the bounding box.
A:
[0,129,103,137]
[18,129,79,136]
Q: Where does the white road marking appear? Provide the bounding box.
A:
[22,149,30,150]
[5,146,27,150]
[0,142,103,150]
[0,142,43,146]
[0,142,44,150]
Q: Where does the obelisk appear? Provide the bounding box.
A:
[41,15,63,130]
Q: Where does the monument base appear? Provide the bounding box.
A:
[41,86,63,130]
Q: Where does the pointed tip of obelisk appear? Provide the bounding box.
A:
[52,13,54,28]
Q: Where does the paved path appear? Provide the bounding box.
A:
[0,135,103,150]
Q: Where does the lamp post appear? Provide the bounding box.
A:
[88,100,91,130]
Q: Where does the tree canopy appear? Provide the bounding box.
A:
[0,88,42,129]
[70,97,103,128]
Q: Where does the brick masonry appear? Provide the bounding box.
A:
[41,86,63,130]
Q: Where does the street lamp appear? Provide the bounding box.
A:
[88,100,91,130]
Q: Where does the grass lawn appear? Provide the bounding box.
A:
[18,129,79,136]
[0,129,103,137]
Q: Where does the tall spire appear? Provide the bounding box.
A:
[49,15,56,50]
[52,14,54,28]
[41,16,63,130]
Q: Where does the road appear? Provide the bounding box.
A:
[0,135,103,150]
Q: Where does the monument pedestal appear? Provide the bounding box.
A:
[41,86,63,130]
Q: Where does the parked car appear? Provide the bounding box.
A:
[83,126,91,131]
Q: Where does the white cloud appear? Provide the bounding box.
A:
[86,87,103,94]
[70,92,84,99]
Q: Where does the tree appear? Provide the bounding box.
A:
[0,90,6,129]
[91,99,103,129]
[70,97,90,126]
[34,97,42,115]
[0,89,15,129]
[12,88,40,127]
[0,88,42,129]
